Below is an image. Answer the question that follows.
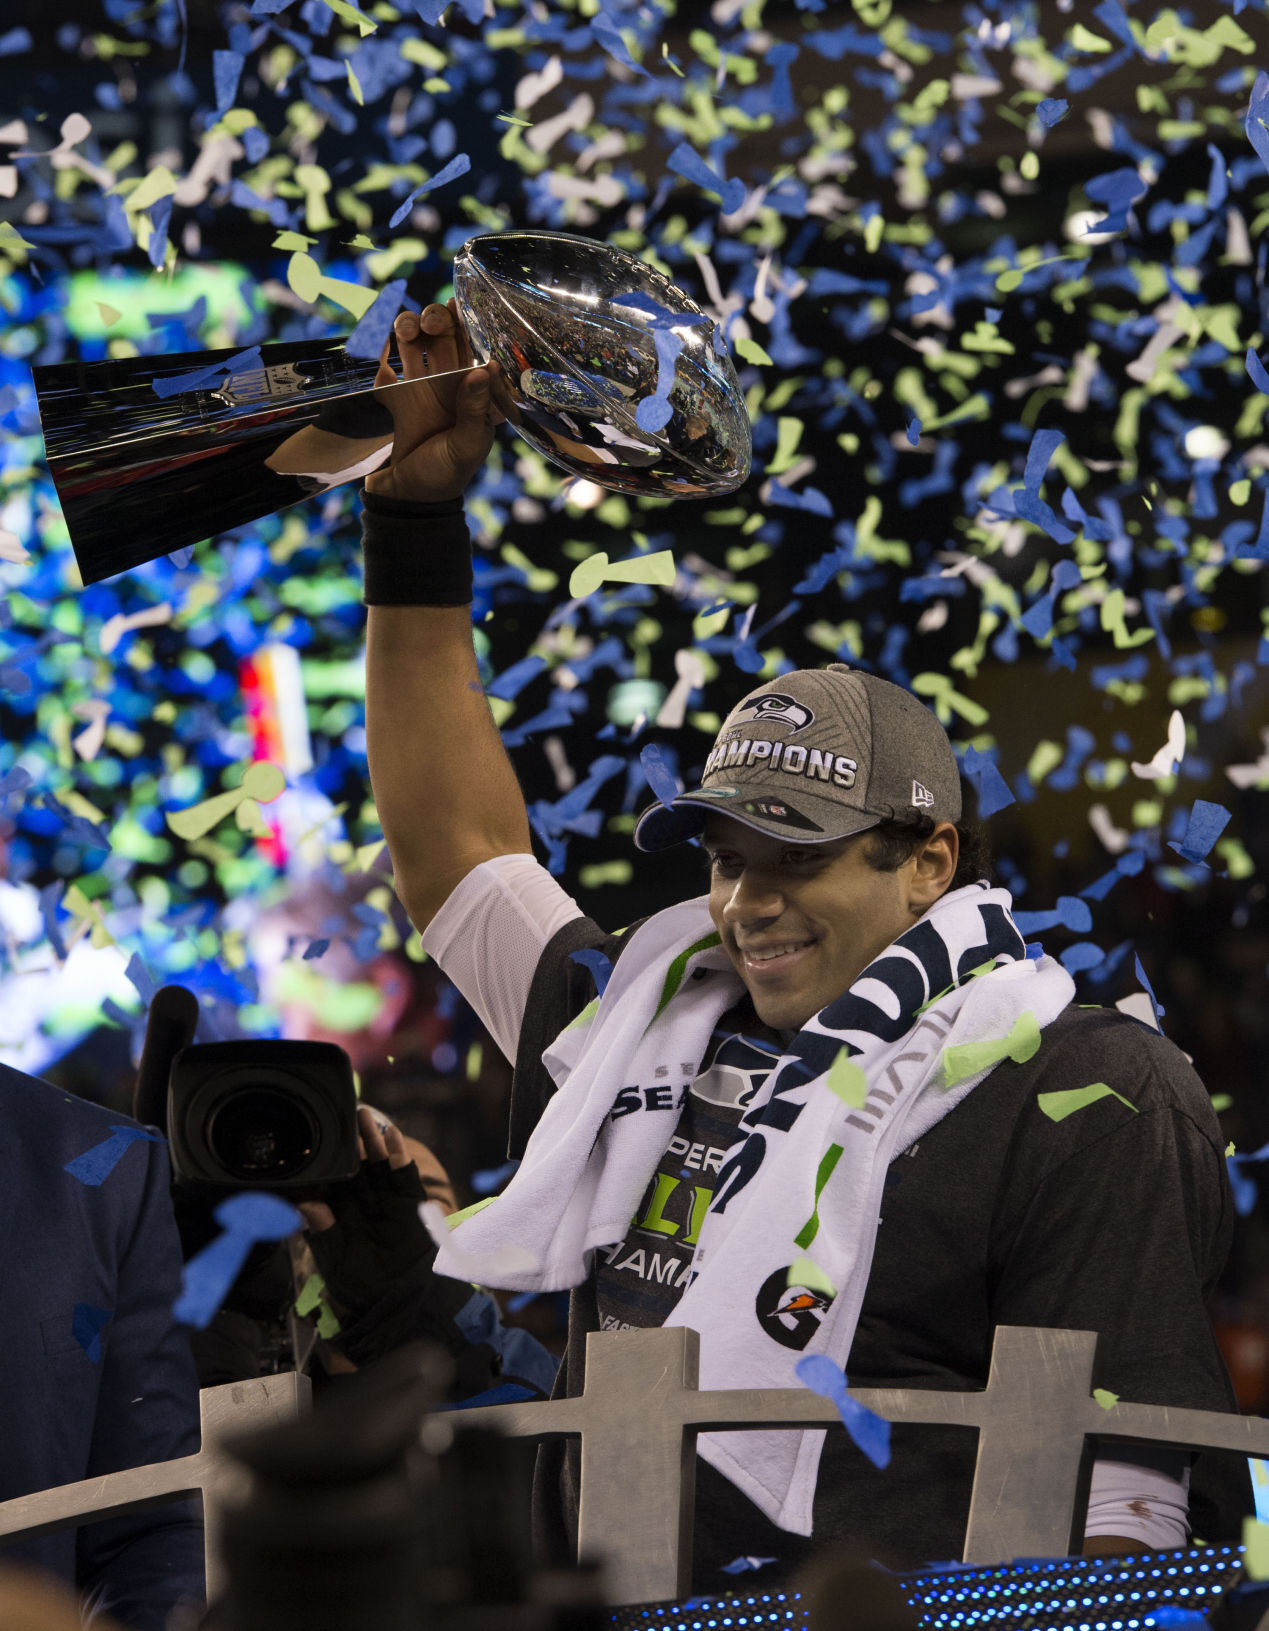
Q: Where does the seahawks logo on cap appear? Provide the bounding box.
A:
[741,798,822,832]
[731,693,813,734]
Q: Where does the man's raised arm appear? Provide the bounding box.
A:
[362,303,532,933]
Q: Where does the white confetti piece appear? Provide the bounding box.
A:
[1130,710,1185,781]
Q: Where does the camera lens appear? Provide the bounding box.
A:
[208,1088,320,1181]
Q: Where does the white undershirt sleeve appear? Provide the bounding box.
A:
[1084,1450,1191,1552]
[420,853,586,1066]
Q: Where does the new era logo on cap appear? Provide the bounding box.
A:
[911,781,934,808]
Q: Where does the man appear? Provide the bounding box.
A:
[0,1063,204,1628]
[357,301,1247,1585]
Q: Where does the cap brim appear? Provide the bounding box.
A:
[633,788,883,853]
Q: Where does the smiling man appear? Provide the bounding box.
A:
[357,301,1248,1586]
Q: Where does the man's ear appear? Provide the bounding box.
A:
[911,822,959,909]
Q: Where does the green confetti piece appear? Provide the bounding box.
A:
[124,165,180,212]
[274,966,384,1031]
[316,1302,341,1339]
[286,250,324,303]
[167,762,285,840]
[825,1047,868,1108]
[295,1272,325,1317]
[787,1256,836,1297]
[1211,1094,1233,1112]
[940,1010,1041,1089]
[568,549,676,600]
[910,672,989,728]
[565,997,600,1032]
[320,0,377,33]
[316,274,377,319]
[1037,1082,1138,1122]
[447,1196,498,1228]
[272,230,316,251]
[1093,1388,1119,1410]
[734,336,773,366]
[794,1143,844,1250]
[1245,1518,1269,1580]
[765,416,804,475]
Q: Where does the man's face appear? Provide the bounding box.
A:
[702,813,954,1037]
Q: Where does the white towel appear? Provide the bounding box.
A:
[431,882,1075,1533]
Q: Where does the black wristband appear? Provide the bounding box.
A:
[360,488,474,607]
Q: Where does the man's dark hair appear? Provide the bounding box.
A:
[862,814,993,893]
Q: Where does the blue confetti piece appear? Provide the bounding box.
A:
[569,946,613,995]
[636,393,674,433]
[1024,943,1045,961]
[1168,799,1231,865]
[487,653,548,700]
[302,937,330,960]
[65,1125,166,1187]
[1227,1155,1258,1217]
[1022,428,1065,494]
[1247,348,1269,396]
[0,27,33,53]
[589,10,651,78]
[173,1191,302,1330]
[961,745,1016,818]
[1012,896,1093,937]
[344,276,407,360]
[470,1159,521,1195]
[1036,97,1069,126]
[666,141,745,215]
[147,197,173,270]
[640,741,681,808]
[1084,166,1149,234]
[72,1304,113,1364]
[388,153,472,229]
[611,291,684,328]
[905,415,922,446]
[151,345,263,400]
[1246,71,1269,177]
[1150,1608,1210,1631]
[720,1556,779,1575]
[1059,942,1106,974]
[213,48,244,115]
[1133,953,1166,1023]
[795,1353,890,1469]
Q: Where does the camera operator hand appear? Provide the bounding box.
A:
[362,301,504,504]
[297,1106,450,1324]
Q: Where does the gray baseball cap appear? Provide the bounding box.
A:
[633,664,962,853]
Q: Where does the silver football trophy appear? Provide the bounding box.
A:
[32,231,752,586]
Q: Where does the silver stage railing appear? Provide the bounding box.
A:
[2,1327,1268,1607]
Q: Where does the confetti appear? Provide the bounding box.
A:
[940,1011,1042,1090]
[1167,800,1231,865]
[72,1304,113,1364]
[166,761,286,841]
[568,549,676,600]
[795,1354,890,1469]
[64,1125,166,1186]
[174,1192,303,1329]
[1037,1082,1138,1122]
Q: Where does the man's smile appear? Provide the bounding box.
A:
[737,939,817,979]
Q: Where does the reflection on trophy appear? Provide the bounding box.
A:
[32,232,752,587]
[452,231,751,499]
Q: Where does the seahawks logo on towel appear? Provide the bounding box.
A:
[730,693,813,734]
[755,1266,836,1350]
